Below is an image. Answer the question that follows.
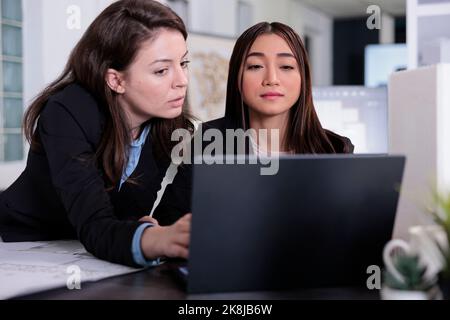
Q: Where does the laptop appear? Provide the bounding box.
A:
[182,155,405,294]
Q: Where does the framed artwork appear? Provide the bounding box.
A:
[187,32,236,122]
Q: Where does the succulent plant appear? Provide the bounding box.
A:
[384,254,435,291]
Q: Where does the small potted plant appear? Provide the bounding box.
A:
[381,253,441,300]
[429,190,450,299]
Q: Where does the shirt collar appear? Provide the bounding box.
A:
[131,124,151,147]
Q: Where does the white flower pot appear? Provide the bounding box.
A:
[380,285,442,300]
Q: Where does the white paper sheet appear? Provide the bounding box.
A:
[0,240,141,300]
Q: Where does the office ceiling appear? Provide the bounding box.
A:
[298,0,406,18]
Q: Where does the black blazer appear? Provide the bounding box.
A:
[0,84,190,267]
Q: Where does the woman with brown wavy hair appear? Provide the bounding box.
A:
[0,0,192,267]
[203,22,353,155]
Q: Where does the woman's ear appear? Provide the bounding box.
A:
[105,69,126,94]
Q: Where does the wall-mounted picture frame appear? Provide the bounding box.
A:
[187,32,236,122]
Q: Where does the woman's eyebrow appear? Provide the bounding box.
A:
[277,53,295,58]
[247,52,264,58]
[149,51,189,65]
[246,52,295,58]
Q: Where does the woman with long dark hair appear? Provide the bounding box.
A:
[202,22,353,155]
[0,0,192,267]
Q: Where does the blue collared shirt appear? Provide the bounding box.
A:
[120,125,162,268]
[131,223,161,267]
[119,125,151,191]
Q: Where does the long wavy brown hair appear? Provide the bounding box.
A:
[225,22,338,153]
[23,0,193,188]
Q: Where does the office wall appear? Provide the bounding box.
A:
[189,0,238,37]
[246,0,291,24]
[23,0,115,105]
[380,13,395,44]
[289,0,333,86]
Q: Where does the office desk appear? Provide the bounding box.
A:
[14,262,380,300]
